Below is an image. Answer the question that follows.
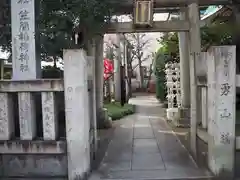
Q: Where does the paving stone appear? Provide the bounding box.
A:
[132,153,165,170]
[103,151,132,162]
[133,139,158,147]
[103,169,212,179]
[133,139,159,154]
[99,161,131,171]
[90,95,212,180]
[134,128,154,138]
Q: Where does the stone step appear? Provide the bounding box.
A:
[4,178,67,180]
[90,169,215,180]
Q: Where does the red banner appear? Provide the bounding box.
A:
[104,58,113,80]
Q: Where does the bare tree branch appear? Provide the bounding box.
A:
[132,54,151,70]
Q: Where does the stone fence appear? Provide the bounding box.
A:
[165,46,239,177]
[0,50,97,180]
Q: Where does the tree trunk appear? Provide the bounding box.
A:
[136,34,144,89]
[147,64,153,91]
[126,46,132,98]
[139,62,144,89]
[53,56,57,68]
[114,34,122,101]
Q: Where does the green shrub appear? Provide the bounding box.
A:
[104,102,135,120]
[154,53,169,101]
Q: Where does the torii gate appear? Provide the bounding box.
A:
[0,0,233,180]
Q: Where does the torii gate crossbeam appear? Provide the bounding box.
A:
[112,0,230,14]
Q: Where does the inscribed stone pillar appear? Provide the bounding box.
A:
[18,92,36,140]
[11,0,40,140]
[41,92,58,140]
[11,0,40,80]
[178,9,190,108]
[188,3,201,156]
[207,46,236,177]
[95,35,105,128]
[63,49,90,180]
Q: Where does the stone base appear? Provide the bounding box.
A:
[167,108,180,122]
[177,108,190,127]
[97,108,112,129]
[0,154,67,178]
[167,108,190,128]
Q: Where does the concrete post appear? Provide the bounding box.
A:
[63,49,90,180]
[178,9,190,108]
[188,3,201,157]
[114,34,122,101]
[87,40,98,154]
[201,87,207,129]
[95,35,105,128]
[207,46,236,177]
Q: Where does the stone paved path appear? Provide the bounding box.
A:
[90,95,213,180]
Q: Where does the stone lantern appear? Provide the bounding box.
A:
[134,0,153,27]
[165,62,181,124]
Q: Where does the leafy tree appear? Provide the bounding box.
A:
[157,32,180,63]
[154,48,172,101]
[157,19,237,61]
[154,13,239,101]
[42,66,63,79]
[0,0,117,62]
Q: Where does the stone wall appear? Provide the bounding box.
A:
[0,50,96,180]
[0,141,67,179]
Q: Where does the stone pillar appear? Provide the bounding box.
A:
[63,49,90,180]
[11,0,41,140]
[114,34,122,101]
[95,35,105,128]
[0,93,14,140]
[165,63,181,125]
[178,8,191,108]
[11,0,40,80]
[41,92,58,140]
[188,3,201,156]
[18,92,36,140]
[207,46,236,177]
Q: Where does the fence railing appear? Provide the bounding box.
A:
[0,79,64,141]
